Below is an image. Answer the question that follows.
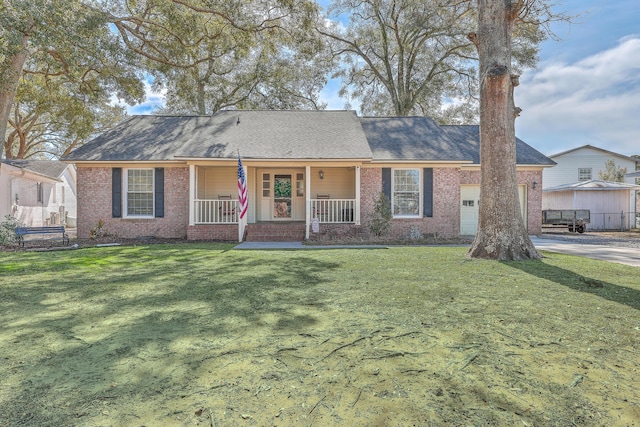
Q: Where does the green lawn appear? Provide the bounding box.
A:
[1,244,639,426]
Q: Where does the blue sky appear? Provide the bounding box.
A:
[514,0,640,157]
[129,0,640,157]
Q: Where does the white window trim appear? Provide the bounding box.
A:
[392,168,422,218]
[123,168,155,218]
[578,167,592,181]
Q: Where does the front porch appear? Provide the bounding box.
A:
[187,164,362,241]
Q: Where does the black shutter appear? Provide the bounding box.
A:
[112,168,122,218]
[423,168,433,217]
[382,168,391,202]
[154,168,164,218]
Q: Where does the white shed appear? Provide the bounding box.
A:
[542,180,640,231]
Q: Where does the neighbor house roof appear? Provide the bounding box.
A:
[65,110,373,162]
[548,144,639,164]
[64,110,554,166]
[544,179,640,192]
[1,159,69,180]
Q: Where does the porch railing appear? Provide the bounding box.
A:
[194,199,238,224]
[311,198,355,223]
[194,198,356,224]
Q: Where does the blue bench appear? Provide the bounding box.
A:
[15,226,70,247]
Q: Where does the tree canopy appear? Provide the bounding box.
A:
[317,0,552,121]
[107,0,330,115]
[1,0,329,159]
[0,0,145,160]
[1,0,568,159]
[598,159,628,182]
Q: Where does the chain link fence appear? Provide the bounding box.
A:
[586,211,639,231]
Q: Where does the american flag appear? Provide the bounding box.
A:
[237,155,248,219]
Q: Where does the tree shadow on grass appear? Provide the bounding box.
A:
[0,246,345,426]
[503,259,640,311]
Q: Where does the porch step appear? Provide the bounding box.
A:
[245,222,306,242]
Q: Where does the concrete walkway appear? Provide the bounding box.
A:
[234,241,387,250]
[235,237,640,267]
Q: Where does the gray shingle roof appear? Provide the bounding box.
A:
[439,125,556,165]
[360,117,471,161]
[1,159,69,179]
[360,118,554,165]
[64,111,554,166]
[65,110,372,161]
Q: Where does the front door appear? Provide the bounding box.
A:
[258,169,306,221]
[273,174,292,219]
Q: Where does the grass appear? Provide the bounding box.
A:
[1,243,639,426]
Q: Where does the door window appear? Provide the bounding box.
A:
[274,175,292,218]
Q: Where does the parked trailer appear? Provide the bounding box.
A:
[542,209,590,233]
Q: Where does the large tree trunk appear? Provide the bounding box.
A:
[467,0,540,260]
[0,29,31,162]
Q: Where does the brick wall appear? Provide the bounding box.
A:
[187,224,237,241]
[459,169,543,234]
[78,165,544,241]
[360,167,543,239]
[360,167,461,239]
[77,167,189,239]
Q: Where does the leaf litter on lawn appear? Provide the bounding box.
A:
[0,244,639,426]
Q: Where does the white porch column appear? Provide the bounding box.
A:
[355,165,361,225]
[305,165,311,239]
[189,164,196,226]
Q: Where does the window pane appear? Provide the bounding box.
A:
[127,169,154,215]
[578,168,592,181]
[394,192,420,215]
[127,193,154,215]
[393,169,420,215]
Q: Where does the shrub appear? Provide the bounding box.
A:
[368,192,392,237]
[0,215,22,244]
[90,219,107,240]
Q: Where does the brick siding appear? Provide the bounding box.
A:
[78,165,543,241]
[187,224,237,241]
[460,169,543,234]
[77,167,189,239]
[360,167,543,239]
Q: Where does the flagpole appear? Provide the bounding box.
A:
[237,152,248,242]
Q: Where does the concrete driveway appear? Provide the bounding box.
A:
[530,236,640,267]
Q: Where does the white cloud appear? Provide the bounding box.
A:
[128,80,166,115]
[111,79,166,115]
[516,36,640,156]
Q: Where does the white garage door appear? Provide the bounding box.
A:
[460,185,527,235]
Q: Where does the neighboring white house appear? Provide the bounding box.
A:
[0,159,77,227]
[541,145,639,231]
[543,145,638,189]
